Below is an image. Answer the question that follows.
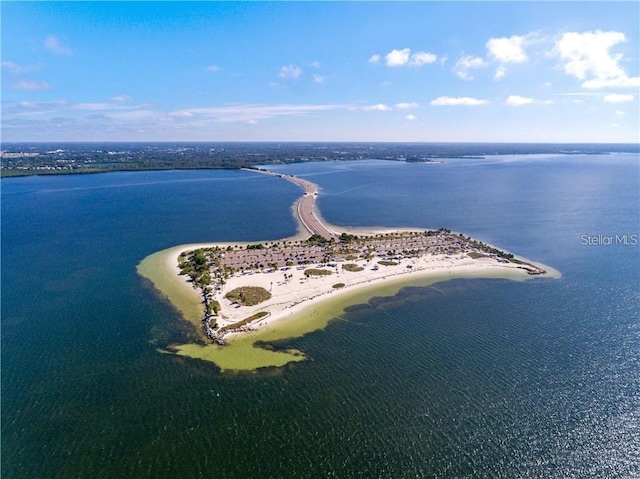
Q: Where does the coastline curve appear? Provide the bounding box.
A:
[138,168,560,372]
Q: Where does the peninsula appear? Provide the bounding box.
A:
[138,169,558,370]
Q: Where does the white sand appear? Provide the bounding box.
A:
[163,242,558,339]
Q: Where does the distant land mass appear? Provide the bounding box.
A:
[1,142,638,177]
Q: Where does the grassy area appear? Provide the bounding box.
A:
[225,286,271,306]
[304,268,333,277]
[218,311,269,334]
[378,260,400,266]
[342,263,364,272]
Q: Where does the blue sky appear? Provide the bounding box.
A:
[2,1,639,142]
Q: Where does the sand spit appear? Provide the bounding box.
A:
[138,168,560,371]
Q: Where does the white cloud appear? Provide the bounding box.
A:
[168,111,195,118]
[494,65,507,80]
[363,103,392,111]
[278,65,302,79]
[73,103,118,111]
[557,92,601,97]
[386,48,411,67]
[2,61,43,74]
[410,51,438,66]
[369,54,381,64]
[313,74,325,84]
[2,101,61,117]
[582,77,640,89]
[10,80,51,91]
[603,93,634,103]
[19,100,68,109]
[44,35,72,55]
[206,65,222,72]
[384,48,437,67]
[73,102,140,111]
[486,34,530,79]
[453,55,489,80]
[405,114,417,121]
[430,96,489,106]
[395,102,419,109]
[178,103,346,123]
[554,30,640,89]
[487,35,528,64]
[506,95,534,106]
[106,110,156,120]
[112,95,133,102]
[616,110,625,116]
[18,101,40,109]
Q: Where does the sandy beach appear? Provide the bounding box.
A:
[224,255,547,336]
[152,234,558,339]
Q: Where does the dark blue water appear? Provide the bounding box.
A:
[2,155,638,478]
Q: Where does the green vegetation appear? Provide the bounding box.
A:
[225,286,272,306]
[178,248,213,289]
[307,234,328,245]
[304,268,333,277]
[339,232,358,243]
[378,260,400,266]
[4,143,635,178]
[508,258,529,265]
[217,311,269,334]
[207,300,221,316]
[342,263,364,272]
[459,234,515,259]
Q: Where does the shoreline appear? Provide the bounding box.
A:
[138,242,558,372]
[137,168,560,371]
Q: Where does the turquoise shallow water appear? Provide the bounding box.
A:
[2,154,639,477]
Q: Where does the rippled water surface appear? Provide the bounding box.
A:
[2,154,638,477]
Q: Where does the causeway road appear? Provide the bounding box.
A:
[244,168,337,239]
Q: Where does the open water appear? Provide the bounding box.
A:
[2,153,639,478]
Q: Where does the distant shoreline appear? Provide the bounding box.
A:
[3,142,637,178]
[137,167,560,371]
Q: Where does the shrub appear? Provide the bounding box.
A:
[225,286,271,306]
[342,263,364,272]
[304,268,333,277]
[378,260,399,266]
